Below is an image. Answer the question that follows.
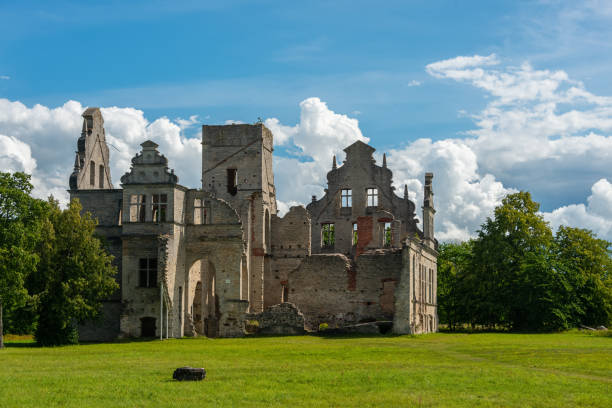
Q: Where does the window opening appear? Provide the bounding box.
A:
[383,222,392,247]
[90,161,96,186]
[99,164,105,188]
[130,194,147,222]
[152,194,167,223]
[366,188,378,206]
[352,222,358,246]
[341,189,352,207]
[139,258,158,288]
[227,169,238,195]
[321,223,335,248]
[194,199,209,225]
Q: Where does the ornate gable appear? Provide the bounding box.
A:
[120,140,179,185]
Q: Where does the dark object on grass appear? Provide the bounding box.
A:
[173,367,206,381]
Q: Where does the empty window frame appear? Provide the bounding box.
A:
[227,168,238,195]
[152,194,168,223]
[281,284,289,303]
[383,222,392,247]
[321,223,335,248]
[341,189,352,207]
[429,268,434,303]
[352,222,358,246]
[139,258,157,288]
[90,161,96,186]
[130,194,147,222]
[99,164,105,188]
[366,188,378,206]
[193,199,209,225]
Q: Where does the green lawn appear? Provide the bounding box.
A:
[1,331,610,407]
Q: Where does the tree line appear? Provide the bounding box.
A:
[0,172,117,347]
[437,192,612,331]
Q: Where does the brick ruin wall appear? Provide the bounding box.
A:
[267,206,311,308]
[287,250,402,330]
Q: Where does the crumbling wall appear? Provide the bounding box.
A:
[287,250,402,330]
[246,302,306,335]
[267,206,311,307]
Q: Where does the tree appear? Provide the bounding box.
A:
[33,198,118,346]
[437,241,472,330]
[471,192,557,330]
[0,172,45,349]
[554,226,612,327]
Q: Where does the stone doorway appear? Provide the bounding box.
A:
[140,317,156,337]
[188,258,219,337]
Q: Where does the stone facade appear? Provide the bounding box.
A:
[71,109,438,339]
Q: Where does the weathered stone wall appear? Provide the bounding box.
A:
[246,302,306,335]
[287,250,402,330]
[202,124,277,314]
[393,238,438,334]
[267,206,311,307]
[71,190,122,227]
[307,141,420,256]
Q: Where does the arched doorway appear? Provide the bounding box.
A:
[188,258,219,337]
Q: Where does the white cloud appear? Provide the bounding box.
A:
[386,138,514,241]
[176,115,199,130]
[424,54,612,239]
[0,134,36,173]
[426,54,500,78]
[544,179,612,238]
[0,75,9,80]
[269,98,369,214]
[407,80,421,87]
[224,119,244,125]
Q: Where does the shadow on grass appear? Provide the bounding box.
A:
[2,335,168,348]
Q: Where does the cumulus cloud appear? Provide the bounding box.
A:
[544,179,612,238]
[386,138,514,241]
[269,98,369,212]
[422,54,612,240]
[0,134,36,173]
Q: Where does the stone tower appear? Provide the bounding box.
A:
[201,124,277,313]
[69,107,113,190]
[422,172,435,247]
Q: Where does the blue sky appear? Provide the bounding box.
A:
[1,0,611,240]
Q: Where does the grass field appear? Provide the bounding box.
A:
[1,331,610,407]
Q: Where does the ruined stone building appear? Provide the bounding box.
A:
[69,108,438,340]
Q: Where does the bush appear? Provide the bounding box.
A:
[318,323,329,331]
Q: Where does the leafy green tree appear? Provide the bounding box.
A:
[0,172,45,349]
[554,226,612,327]
[471,192,557,330]
[437,241,472,330]
[33,198,118,346]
